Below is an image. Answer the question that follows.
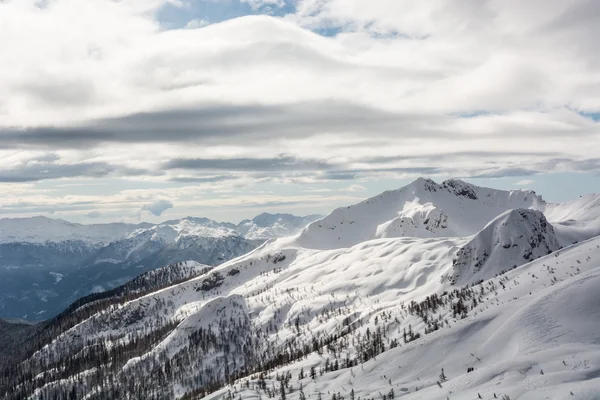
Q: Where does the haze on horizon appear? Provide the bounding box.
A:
[1,0,600,224]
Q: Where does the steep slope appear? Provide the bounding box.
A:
[0,319,38,368]
[236,213,322,240]
[295,178,545,250]
[0,261,212,370]
[449,209,561,286]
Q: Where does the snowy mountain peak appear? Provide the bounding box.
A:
[295,178,546,250]
[128,218,240,242]
[450,208,561,286]
[247,212,308,227]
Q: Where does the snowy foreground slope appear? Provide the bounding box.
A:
[205,238,600,400]
[1,179,600,400]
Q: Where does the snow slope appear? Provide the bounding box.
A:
[208,238,600,400]
[543,194,600,246]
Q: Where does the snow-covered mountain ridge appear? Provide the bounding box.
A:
[296,178,599,250]
[0,216,150,245]
[1,178,600,399]
[0,213,323,245]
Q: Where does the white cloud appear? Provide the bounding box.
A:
[1,0,600,220]
[185,18,209,29]
[515,179,535,186]
[347,184,366,192]
[241,0,285,10]
[141,199,174,216]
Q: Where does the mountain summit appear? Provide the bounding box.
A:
[295,178,545,249]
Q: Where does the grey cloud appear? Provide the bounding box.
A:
[169,175,236,183]
[535,158,600,174]
[0,201,100,215]
[318,172,357,181]
[570,158,600,172]
[141,200,173,216]
[164,155,333,172]
[28,153,61,163]
[471,168,539,179]
[86,211,103,218]
[544,0,600,32]
[0,102,440,149]
[0,102,589,152]
[327,166,442,177]
[0,160,152,183]
[358,151,564,164]
[19,80,97,107]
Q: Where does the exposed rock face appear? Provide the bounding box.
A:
[442,179,478,200]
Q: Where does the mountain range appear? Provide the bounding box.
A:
[1,178,600,400]
[0,213,321,320]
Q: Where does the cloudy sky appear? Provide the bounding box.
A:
[1,0,599,223]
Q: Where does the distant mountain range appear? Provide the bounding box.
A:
[0,212,321,320]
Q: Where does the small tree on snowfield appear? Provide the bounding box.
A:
[439,368,447,382]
